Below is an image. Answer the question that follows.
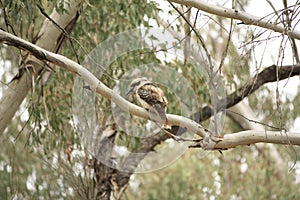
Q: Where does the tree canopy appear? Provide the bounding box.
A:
[0,0,300,199]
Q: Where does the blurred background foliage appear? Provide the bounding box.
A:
[0,0,300,199]
[126,148,299,200]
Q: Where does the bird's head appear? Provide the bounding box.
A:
[126,77,152,96]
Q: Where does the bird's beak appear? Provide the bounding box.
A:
[126,87,134,96]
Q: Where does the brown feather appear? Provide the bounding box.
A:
[137,83,166,108]
[137,83,170,129]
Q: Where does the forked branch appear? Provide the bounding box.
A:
[169,0,300,40]
[0,29,209,138]
[1,30,300,150]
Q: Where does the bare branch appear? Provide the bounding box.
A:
[189,130,300,149]
[169,0,300,40]
[0,29,209,138]
[199,64,300,121]
[228,102,286,179]
[1,30,300,150]
[282,0,300,63]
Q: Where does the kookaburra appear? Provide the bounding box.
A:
[127,77,171,129]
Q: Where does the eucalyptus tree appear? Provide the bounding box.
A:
[1,0,300,199]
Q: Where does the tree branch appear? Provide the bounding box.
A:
[189,130,300,149]
[0,0,83,134]
[1,30,300,151]
[156,9,300,123]
[169,0,300,40]
[199,64,300,121]
[228,102,285,179]
[0,29,209,138]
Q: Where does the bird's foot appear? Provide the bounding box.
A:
[189,133,224,150]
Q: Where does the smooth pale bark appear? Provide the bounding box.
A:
[1,30,300,149]
[169,0,300,40]
[0,0,83,134]
[229,101,286,178]
[215,130,300,148]
[0,29,211,138]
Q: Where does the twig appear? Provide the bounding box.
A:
[169,0,300,40]
[0,29,209,138]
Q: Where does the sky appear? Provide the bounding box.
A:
[247,0,300,131]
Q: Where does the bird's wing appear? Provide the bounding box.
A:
[138,83,168,125]
[137,83,166,107]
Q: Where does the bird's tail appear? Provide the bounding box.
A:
[150,104,172,130]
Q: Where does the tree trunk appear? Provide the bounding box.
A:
[0,0,83,134]
[93,127,131,200]
[93,125,166,200]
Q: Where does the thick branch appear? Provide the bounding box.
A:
[228,102,285,179]
[199,64,300,121]
[0,0,82,134]
[0,30,208,138]
[190,130,300,149]
[169,0,300,40]
[156,11,300,122]
[2,29,300,149]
